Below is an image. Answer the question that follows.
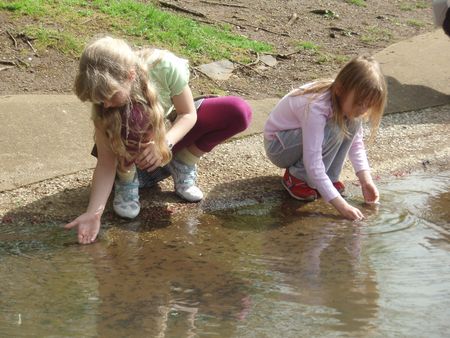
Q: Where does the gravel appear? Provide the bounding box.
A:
[1,105,449,224]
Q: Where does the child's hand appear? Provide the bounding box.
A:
[356,170,379,203]
[136,141,162,172]
[361,182,379,203]
[65,212,101,245]
[338,204,365,221]
[331,196,365,221]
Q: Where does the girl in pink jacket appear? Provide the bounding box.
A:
[264,56,387,221]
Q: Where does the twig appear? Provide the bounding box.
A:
[16,57,31,67]
[0,60,17,66]
[0,66,14,72]
[234,62,267,77]
[222,20,290,37]
[245,51,260,67]
[234,53,268,78]
[287,13,298,26]
[200,1,248,8]
[262,50,300,59]
[26,39,39,56]
[195,17,215,25]
[81,17,94,25]
[6,30,17,48]
[158,1,206,18]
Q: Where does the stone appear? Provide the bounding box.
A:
[260,54,278,67]
[196,60,235,81]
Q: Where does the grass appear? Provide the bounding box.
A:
[360,26,393,44]
[345,0,366,7]
[0,0,272,63]
[414,1,429,9]
[24,26,83,56]
[316,52,349,65]
[399,1,429,11]
[296,41,320,52]
[406,19,425,28]
[293,40,348,65]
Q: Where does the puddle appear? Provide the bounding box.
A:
[1,171,449,337]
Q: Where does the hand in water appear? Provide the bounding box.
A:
[65,211,101,244]
[340,204,365,221]
[362,181,380,204]
[331,196,365,221]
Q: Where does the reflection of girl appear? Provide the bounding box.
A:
[86,237,252,336]
[258,215,378,334]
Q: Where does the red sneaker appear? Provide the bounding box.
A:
[282,169,318,201]
[333,181,346,195]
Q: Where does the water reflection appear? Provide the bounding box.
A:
[212,200,380,337]
[0,171,449,337]
[85,227,252,337]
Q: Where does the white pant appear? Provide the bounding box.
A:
[264,119,361,188]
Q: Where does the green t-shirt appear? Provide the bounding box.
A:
[147,50,190,117]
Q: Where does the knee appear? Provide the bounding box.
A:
[226,96,253,132]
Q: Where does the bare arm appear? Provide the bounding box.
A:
[329,170,379,220]
[166,85,197,146]
[65,126,117,244]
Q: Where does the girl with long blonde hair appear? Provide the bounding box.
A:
[264,55,387,220]
[66,36,252,244]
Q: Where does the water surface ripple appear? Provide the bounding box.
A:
[1,171,449,337]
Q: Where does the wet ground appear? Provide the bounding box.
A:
[1,171,449,337]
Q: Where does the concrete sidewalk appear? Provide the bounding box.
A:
[1,29,449,191]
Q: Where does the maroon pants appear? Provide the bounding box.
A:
[172,96,253,154]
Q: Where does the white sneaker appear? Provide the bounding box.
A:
[168,158,203,202]
[113,173,140,218]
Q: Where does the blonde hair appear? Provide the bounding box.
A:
[74,36,171,169]
[290,55,387,140]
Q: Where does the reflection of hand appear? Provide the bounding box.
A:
[361,182,379,204]
[136,141,162,172]
[64,211,101,245]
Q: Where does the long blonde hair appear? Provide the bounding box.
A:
[290,55,387,140]
[74,36,171,168]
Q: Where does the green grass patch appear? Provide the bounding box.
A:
[399,1,428,11]
[296,41,320,52]
[345,0,366,7]
[360,26,393,44]
[0,0,272,63]
[414,1,429,9]
[315,52,349,65]
[23,26,84,56]
[406,19,425,27]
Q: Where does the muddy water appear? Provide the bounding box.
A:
[1,172,449,337]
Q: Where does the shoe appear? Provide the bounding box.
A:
[168,158,203,202]
[281,169,318,201]
[137,166,171,188]
[333,181,346,195]
[113,172,140,219]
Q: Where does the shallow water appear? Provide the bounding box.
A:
[1,172,449,337]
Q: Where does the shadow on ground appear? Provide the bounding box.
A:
[386,76,450,115]
[1,174,358,241]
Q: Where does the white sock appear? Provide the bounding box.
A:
[175,148,200,166]
[117,165,136,183]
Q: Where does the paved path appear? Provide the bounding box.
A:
[1,30,449,191]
